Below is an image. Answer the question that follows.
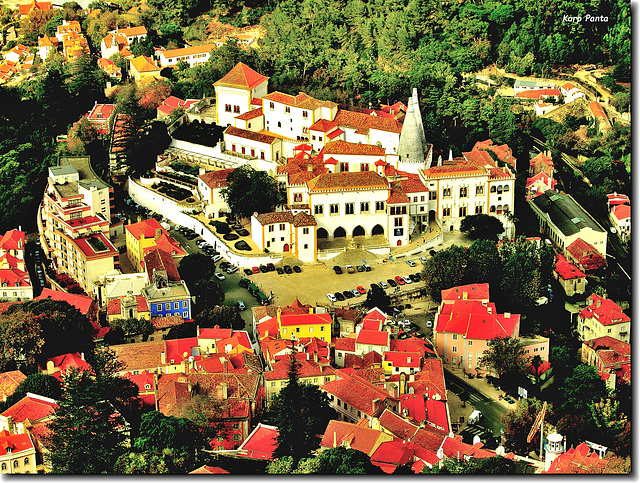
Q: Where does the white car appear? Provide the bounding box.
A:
[403,276,412,284]
[212,254,223,263]
[214,272,226,281]
[350,289,360,297]
[406,259,417,267]
[327,293,337,302]
[378,281,388,289]
[419,257,427,264]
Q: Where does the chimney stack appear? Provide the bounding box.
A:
[161,351,166,365]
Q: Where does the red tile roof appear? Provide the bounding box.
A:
[1,394,58,423]
[611,203,630,221]
[190,465,230,474]
[582,336,630,357]
[463,139,516,171]
[309,119,337,132]
[107,295,150,316]
[321,140,385,157]
[436,299,519,340]
[421,164,488,179]
[143,246,182,281]
[554,254,586,280]
[255,211,293,225]
[235,107,263,120]
[0,230,25,251]
[125,217,165,240]
[378,408,421,440]
[152,315,183,330]
[515,88,561,99]
[356,329,389,347]
[161,43,215,59]
[307,171,388,192]
[566,238,606,271]
[19,0,52,14]
[0,431,33,457]
[292,212,317,227]
[36,288,96,316]
[199,325,233,340]
[118,26,147,37]
[370,440,414,471]
[589,101,607,119]
[334,337,356,352]
[441,283,490,302]
[278,312,331,327]
[0,370,26,400]
[320,420,389,455]
[606,192,629,206]
[321,371,392,415]
[225,125,278,145]
[441,434,497,459]
[389,337,436,357]
[333,109,402,134]
[384,351,421,368]
[387,187,410,204]
[0,269,30,287]
[262,91,335,110]
[579,294,629,327]
[237,423,279,460]
[543,441,607,473]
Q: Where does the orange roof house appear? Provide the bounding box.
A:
[19,0,52,15]
[129,55,161,83]
[125,218,185,273]
[0,393,58,435]
[0,371,26,402]
[565,238,606,272]
[320,420,393,456]
[578,294,630,344]
[214,62,269,90]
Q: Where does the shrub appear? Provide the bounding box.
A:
[223,233,239,241]
[234,241,251,251]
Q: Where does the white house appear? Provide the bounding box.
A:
[609,204,630,242]
[222,126,283,164]
[332,109,402,155]
[214,62,269,127]
[198,169,233,218]
[250,211,317,261]
[560,82,587,103]
[157,43,216,68]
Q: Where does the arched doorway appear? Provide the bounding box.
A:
[334,227,346,238]
[317,228,328,238]
[371,224,384,236]
[352,225,365,237]
[283,243,289,252]
[429,210,436,222]
[397,240,402,246]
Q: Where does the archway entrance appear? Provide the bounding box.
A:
[371,224,384,236]
[283,243,289,252]
[334,227,346,238]
[397,240,402,246]
[317,228,328,238]
[429,210,436,221]
[352,225,365,237]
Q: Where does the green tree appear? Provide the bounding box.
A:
[363,285,390,311]
[465,238,502,287]
[109,317,155,341]
[0,310,44,370]
[221,165,285,219]
[316,446,382,474]
[422,245,469,302]
[113,448,187,474]
[177,254,224,314]
[425,455,516,474]
[479,336,526,383]
[0,373,62,412]
[194,306,244,331]
[43,367,131,473]
[460,214,504,240]
[501,397,551,455]
[589,398,629,457]
[558,364,608,417]
[269,355,337,462]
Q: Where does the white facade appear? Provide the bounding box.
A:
[214,63,268,127]
[262,92,337,142]
[158,44,216,68]
[223,126,283,163]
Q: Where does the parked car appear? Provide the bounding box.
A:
[387,278,398,288]
[243,269,253,276]
[350,289,360,297]
[259,265,268,273]
[406,259,416,267]
[395,276,405,285]
[276,267,284,274]
[225,265,238,274]
[284,265,293,274]
[335,292,345,301]
[252,266,260,274]
[327,293,337,303]
[237,300,246,311]
[220,261,231,270]
[214,272,226,281]
[356,286,366,294]
[409,273,420,283]
[345,265,356,274]
[212,254,222,263]
[293,266,301,273]
[364,264,372,272]
[343,290,354,299]
[266,263,275,272]
[356,265,365,272]
[397,332,411,340]
[239,278,250,288]
[333,265,343,274]
[378,281,388,289]
[402,276,412,284]
[419,257,427,264]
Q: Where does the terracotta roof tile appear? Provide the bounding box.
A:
[262,91,336,110]
[214,62,268,89]
[143,246,181,282]
[333,109,402,134]
[1,394,58,423]
[307,171,388,192]
[255,211,293,225]
[198,169,233,189]
[161,43,215,59]
[321,371,391,415]
[130,55,159,73]
[579,294,629,326]
[320,420,391,455]
[441,283,490,302]
[356,329,389,347]
[225,125,278,145]
[566,238,606,271]
[321,140,385,157]
[554,254,586,280]
[611,204,630,221]
[235,107,263,120]
[0,370,26,400]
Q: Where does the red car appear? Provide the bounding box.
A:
[252,266,260,274]
[394,275,405,285]
[356,286,366,294]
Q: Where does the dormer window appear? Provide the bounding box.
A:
[144,384,151,390]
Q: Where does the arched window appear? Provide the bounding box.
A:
[503,185,510,192]
[13,461,18,468]
[490,205,496,213]
[277,121,281,128]
[2,462,7,470]
[490,186,497,193]
[24,457,29,466]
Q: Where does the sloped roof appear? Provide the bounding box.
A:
[611,204,630,221]
[125,217,165,240]
[436,299,519,340]
[130,55,159,73]
[441,283,490,302]
[189,465,230,474]
[292,212,317,227]
[307,171,388,192]
[1,394,58,423]
[515,88,561,99]
[566,238,606,270]
[531,190,605,236]
[161,43,216,59]
[110,339,165,371]
[36,288,95,316]
[579,294,629,327]
[0,370,26,399]
[356,329,389,347]
[118,26,147,36]
[334,337,356,352]
[143,246,181,282]
[0,431,33,457]
[255,211,293,225]
[321,140,385,157]
[262,91,336,110]
[237,423,279,460]
[543,441,607,473]
[384,351,421,368]
[214,62,268,90]
[235,107,263,120]
[421,164,488,179]
[389,337,436,357]
[225,125,278,145]
[320,420,391,455]
[333,109,402,134]
[321,372,392,415]
[554,254,586,280]
[0,230,25,251]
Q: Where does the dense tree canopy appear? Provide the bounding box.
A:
[460,214,505,241]
[222,165,285,220]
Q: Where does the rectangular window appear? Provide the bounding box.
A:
[476,186,484,195]
[443,207,451,217]
[443,188,451,197]
[251,149,255,157]
[241,146,245,155]
[319,136,323,142]
[268,225,274,232]
[182,301,187,308]
[320,326,325,331]
[360,163,369,171]
[314,205,324,215]
[360,202,369,213]
[534,348,538,352]
[279,223,286,231]
[285,106,290,114]
[183,311,188,318]
[269,102,274,110]
[270,381,276,387]
[413,196,418,202]
[452,346,458,353]
[233,434,241,441]
[429,192,437,200]
[303,228,309,235]
[260,151,265,160]
[165,303,170,310]
[304,243,308,249]
[420,195,425,202]
[468,340,473,346]
[468,352,473,361]
[452,334,458,340]
[309,327,314,333]
[376,201,384,211]
[296,327,300,333]
[460,187,468,197]
[459,206,467,217]
[339,162,349,172]
[302,111,308,118]
[231,144,236,152]
[475,205,483,214]
[394,217,403,227]
[330,204,339,215]
[312,135,316,141]
[345,203,354,215]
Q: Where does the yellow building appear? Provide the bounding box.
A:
[129,55,161,83]
[258,308,332,342]
[125,218,185,273]
[106,294,151,324]
[264,359,336,402]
